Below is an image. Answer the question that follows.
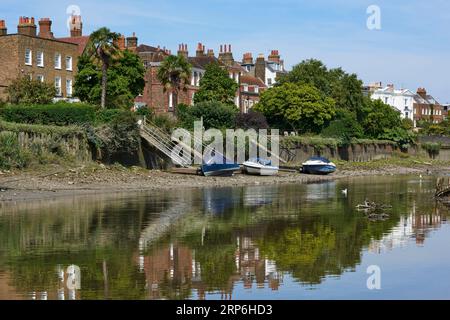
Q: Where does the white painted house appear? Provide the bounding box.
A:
[370,85,415,121]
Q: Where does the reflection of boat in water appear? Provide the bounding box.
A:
[301,157,336,175]
[243,185,276,207]
[203,187,238,215]
[243,158,279,176]
[201,154,240,177]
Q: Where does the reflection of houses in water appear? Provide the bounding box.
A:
[235,236,282,292]
[243,186,275,208]
[139,235,283,300]
[368,203,446,253]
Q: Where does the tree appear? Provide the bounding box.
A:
[235,110,269,130]
[7,77,56,105]
[278,59,365,118]
[178,101,238,130]
[157,55,192,110]
[254,83,336,133]
[362,99,402,138]
[193,62,238,105]
[75,50,145,109]
[82,27,121,108]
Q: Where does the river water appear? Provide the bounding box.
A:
[0,175,449,300]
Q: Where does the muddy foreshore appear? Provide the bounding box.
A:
[0,163,448,203]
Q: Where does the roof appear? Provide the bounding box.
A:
[240,74,266,87]
[188,56,218,69]
[57,36,90,55]
[137,44,170,63]
[414,94,440,105]
[374,87,416,96]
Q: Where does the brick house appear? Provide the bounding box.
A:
[135,42,246,114]
[240,74,267,113]
[0,17,79,101]
[413,88,444,126]
[240,51,287,88]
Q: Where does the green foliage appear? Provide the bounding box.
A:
[0,120,83,136]
[421,142,441,158]
[75,49,145,109]
[193,63,239,105]
[152,114,179,133]
[378,127,416,150]
[321,109,364,142]
[94,112,140,159]
[95,108,132,124]
[178,101,239,130]
[81,27,123,108]
[135,106,153,118]
[254,83,336,133]
[401,118,414,131]
[157,55,192,95]
[235,110,269,130]
[0,132,31,169]
[418,119,450,136]
[277,59,364,116]
[0,103,96,126]
[7,77,56,105]
[362,99,402,138]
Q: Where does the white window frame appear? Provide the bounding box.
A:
[36,75,44,83]
[66,78,73,97]
[55,76,62,96]
[55,53,62,69]
[254,86,259,94]
[243,85,249,92]
[66,56,73,71]
[25,48,32,66]
[36,51,44,67]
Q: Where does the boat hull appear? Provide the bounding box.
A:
[302,164,336,175]
[243,163,279,176]
[201,164,240,177]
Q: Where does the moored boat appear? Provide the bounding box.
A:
[201,154,240,177]
[243,158,279,176]
[301,156,336,175]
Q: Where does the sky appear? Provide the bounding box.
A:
[2,0,449,102]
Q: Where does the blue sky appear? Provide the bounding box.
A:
[2,0,449,102]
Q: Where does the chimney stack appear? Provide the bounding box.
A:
[0,20,7,36]
[18,16,37,37]
[116,35,126,50]
[218,44,234,66]
[38,18,53,39]
[255,54,266,84]
[207,49,214,57]
[126,32,138,50]
[177,43,188,58]
[242,52,253,65]
[268,50,280,63]
[196,42,205,57]
[69,15,82,37]
[417,87,427,98]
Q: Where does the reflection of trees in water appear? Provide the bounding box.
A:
[1,176,449,299]
[0,191,194,299]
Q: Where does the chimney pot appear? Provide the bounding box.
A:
[18,16,37,37]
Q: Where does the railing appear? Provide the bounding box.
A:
[140,118,190,167]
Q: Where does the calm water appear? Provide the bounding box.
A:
[0,175,449,300]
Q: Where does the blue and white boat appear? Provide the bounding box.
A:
[243,158,279,176]
[201,154,240,177]
[301,156,336,175]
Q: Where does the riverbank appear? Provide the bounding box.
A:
[1,159,449,203]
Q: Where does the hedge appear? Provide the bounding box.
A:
[0,103,96,126]
[95,109,132,124]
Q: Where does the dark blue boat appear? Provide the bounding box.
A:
[301,156,337,175]
[201,154,240,177]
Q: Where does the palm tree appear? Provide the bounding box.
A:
[157,55,192,112]
[83,27,121,108]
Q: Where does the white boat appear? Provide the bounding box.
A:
[301,156,336,175]
[243,158,279,176]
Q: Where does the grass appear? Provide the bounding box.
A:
[331,154,447,170]
[0,120,84,137]
[281,135,397,150]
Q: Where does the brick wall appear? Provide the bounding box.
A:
[0,34,78,100]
